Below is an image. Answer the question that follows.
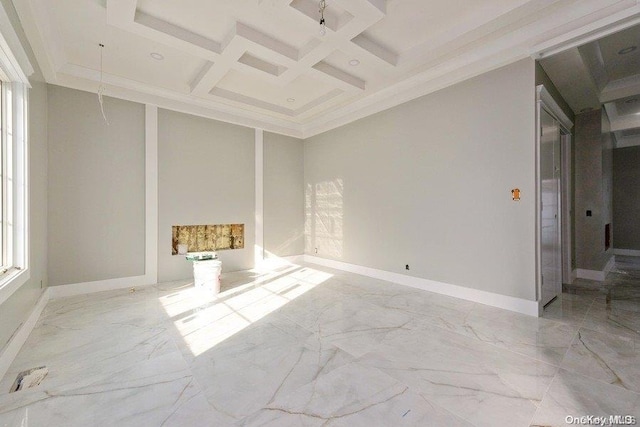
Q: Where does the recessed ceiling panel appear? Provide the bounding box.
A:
[216,69,334,109]
[621,127,640,137]
[614,96,640,117]
[138,0,317,50]
[322,50,395,89]
[361,0,530,54]
[540,22,640,141]
[54,0,206,93]
[598,27,640,81]
[137,0,242,42]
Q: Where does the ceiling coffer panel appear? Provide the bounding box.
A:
[541,23,640,137]
[100,0,398,118]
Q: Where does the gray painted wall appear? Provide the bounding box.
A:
[264,132,304,257]
[48,86,145,286]
[574,110,612,271]
[305,58,537,301]
[158,109,254,282]
[613,146,640,250]
[0,0,48,352]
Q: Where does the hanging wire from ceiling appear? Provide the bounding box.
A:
[97,43,109,124]
[318,0,326,36]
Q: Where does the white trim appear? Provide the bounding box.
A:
[535,84,542,302]
[532,9,640,60]
[537,85,573,131]
[0,269,29,306]
[145,105,158,285]
[536,85,568,305]
[613,248,640,257]
[255,128,264,265]
[50,254,307,299]
[54,73,303,139]
[282,255,304,264]
[0,82,31,306]
[604,255,616,274]
[13,83,29,272]
[303,255,540,317]
[576,269,606,282]
[301,53,529,138]
[0,1,33,85]
[561,133,573,285]
[0,287,48,382]
[48,275,150,299]
[11,0,62,82]
[575,256,616,282]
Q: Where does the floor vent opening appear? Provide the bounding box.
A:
[9,366,48,393]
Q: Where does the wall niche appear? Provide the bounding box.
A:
[171,224,244,255]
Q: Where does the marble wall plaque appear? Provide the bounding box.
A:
[172,224,244,255]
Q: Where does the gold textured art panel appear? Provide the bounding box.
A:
[172,224,244,255]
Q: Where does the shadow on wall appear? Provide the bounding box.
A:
[305,179,344,258]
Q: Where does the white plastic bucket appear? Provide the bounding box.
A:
[193,259,222,295]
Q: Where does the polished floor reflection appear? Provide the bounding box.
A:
[533,255,640,426]
[0,259,638,426]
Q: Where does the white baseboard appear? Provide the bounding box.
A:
[575,256,615,282]
[604,256,616,274]
[576,268,606,281]
[48,274,152,299]
[303,255,539,317]
[282,255,305,264]
[613,248,640,257]
[0,287,50,383]
[50,259,307,300]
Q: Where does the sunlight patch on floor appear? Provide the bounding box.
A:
[159,263,332,357]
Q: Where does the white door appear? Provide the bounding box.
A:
[540,109,562,306]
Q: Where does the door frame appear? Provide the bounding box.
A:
[536,85,573,314]
[560,132,573,285]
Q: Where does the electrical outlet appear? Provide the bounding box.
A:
[405,264,410,270]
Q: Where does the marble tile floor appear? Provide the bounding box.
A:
[0,259,638,426]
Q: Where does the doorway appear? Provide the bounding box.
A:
[537,86,573,308]
[540,108,562,306]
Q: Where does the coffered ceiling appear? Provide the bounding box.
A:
[539,21,640,148]
[13,0,640,137]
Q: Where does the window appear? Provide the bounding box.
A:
[0,79,29,299]
[0,2,32,305]
[0,81,3,269]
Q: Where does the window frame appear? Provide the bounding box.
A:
[0,2,32,306]
[0,81,29,305]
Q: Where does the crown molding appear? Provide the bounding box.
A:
[12,0,640,138]
[54,70,305,138]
